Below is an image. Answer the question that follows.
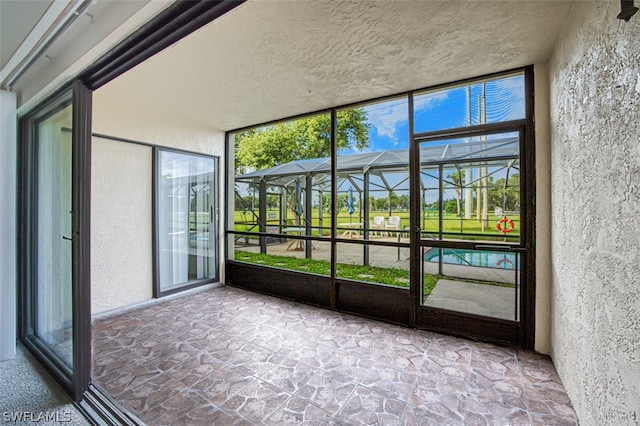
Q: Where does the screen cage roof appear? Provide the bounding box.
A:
[236,136,519,193]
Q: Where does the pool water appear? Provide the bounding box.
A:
[424,248,518,270]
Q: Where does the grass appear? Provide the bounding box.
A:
[234,250,441,296]
[233,209,520,239]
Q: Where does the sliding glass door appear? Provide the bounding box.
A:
[154,149,219,296]
[19,82,92,400]
[33,103,74,367]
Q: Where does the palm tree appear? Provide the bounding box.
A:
[446,168,466,217]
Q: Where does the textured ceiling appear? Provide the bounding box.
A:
[97,0,574,131]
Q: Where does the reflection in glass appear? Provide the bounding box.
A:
[36,104,73,367]
[158,150,216,292]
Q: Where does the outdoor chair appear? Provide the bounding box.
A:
[385,216,401,234]
[370,216,385,235]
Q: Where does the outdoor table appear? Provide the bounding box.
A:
[282,227,305,250]
[338,222,362,239]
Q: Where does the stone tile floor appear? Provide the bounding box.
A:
[92,287,578,425]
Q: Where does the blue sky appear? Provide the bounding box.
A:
[343,74,525,155]
[335,75,525,204]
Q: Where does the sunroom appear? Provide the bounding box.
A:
[1,0,637,424]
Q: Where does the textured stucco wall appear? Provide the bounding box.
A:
[91,90,225,314]
[534,62,551,355]
[549,1,640,424]
[91,139,153,314]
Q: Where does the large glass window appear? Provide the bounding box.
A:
[335,97,410,286]
[226,68,532,345]
[231,113,332,275]
[155,149,218,295]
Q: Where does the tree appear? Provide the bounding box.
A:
[445,169,465,217]
[443,199,459,214]
[488,174,520,211]
[234,109,370,173]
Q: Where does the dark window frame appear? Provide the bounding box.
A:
[17,80,92,401]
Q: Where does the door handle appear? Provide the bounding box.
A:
[509,247,528,252]
[62,235,73,241]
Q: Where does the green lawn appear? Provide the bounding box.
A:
[235,251,440,296]
[233,209,520,239]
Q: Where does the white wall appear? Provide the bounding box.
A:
[91,89,225,314]
[534,62,551,354]
[549,1,640,424]
[0,90,16,360]
[91,138,153,313]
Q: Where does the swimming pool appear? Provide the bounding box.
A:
[424,248,518,270]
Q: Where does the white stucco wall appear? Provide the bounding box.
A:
[91,90,225,314]
[91,138,153,314]
[534,62,552,355]
[549,1,640,424]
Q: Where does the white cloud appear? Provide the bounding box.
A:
[364,99,408,142]
[414,91,449,112]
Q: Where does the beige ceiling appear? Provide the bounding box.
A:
[97,0,575,132]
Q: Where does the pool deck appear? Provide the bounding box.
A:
[235,237,516,283]
[424,279,518,321]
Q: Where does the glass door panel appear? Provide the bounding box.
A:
[156,150,218,295]
[418,131,523,320]
[422,247,520,321]
[419,132,521,244]
[21,81,92,399]
[35,104,74,369]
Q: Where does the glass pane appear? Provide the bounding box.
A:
[419,166,440,240]
[422,248,520,321]
[235,239,332,276]
[337,97,410,242]
[230,114,331,246]
[336,242,410,287]
[158,151,216,292]
[414,73,525,134]
[36,104,73,368]
[420,133,521,244]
